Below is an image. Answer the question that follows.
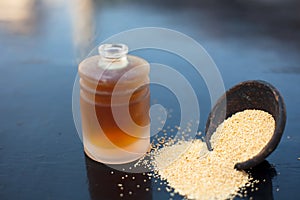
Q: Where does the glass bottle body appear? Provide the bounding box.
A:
[78,45,150,164]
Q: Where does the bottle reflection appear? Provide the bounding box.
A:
[84,154,152,200]
[0,0,38,34]
[69,0,96,63]
[244,160,277,200]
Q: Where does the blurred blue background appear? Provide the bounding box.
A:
[0,0,299,199]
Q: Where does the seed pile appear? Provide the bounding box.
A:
[151,109,275,200]
[210,109,275,164]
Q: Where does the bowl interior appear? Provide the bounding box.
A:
[205,80,286,169]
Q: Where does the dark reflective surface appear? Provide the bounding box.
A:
[243,161,277,200]
[85,155,152,200]
[0,0,300,199]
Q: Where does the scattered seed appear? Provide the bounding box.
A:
[151,110,275,200]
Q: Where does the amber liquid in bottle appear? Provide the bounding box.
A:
[79,44,150,164]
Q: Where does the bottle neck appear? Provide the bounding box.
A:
[98,44,129,70]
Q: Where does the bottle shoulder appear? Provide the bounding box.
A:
[78,55,149,84]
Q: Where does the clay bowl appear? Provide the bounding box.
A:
[205,80,286,170]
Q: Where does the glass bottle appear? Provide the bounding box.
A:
[79,44,150,164]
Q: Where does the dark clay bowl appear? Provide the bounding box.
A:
[205,80,286,170]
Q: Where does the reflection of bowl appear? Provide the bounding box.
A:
[205,80,286,170]
[244,160,277,199]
